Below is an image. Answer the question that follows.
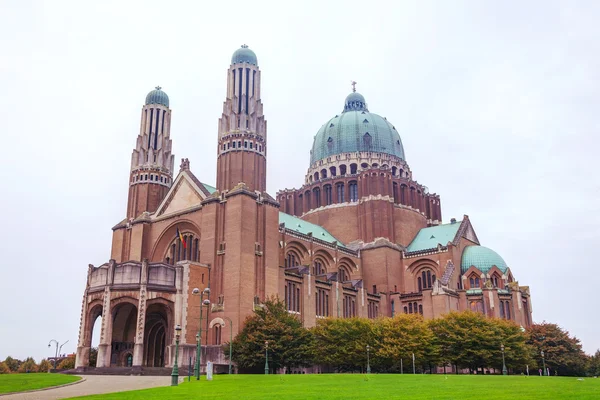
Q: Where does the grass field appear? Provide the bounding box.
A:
[69,374,599,400]
[0,373,81,394]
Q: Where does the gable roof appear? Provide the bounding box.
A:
[406,216,480,254]
[279,212,344,247]
[406,222,462,252]
[154,171,215,218]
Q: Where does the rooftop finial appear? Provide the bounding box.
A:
[351,80,357,93]
[155,86,162,90]
[241,44,248,48]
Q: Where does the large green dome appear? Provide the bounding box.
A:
[461,246,508,274]
[145,86,169,107]
[310,92,405,164]
[231,45,257,65]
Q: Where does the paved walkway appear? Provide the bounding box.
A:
[2,375,172,400]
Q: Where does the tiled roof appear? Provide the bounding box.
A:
[310,92,405,163]
[406,222,462,252]
[202,183,217,194]
[279,212,344,247]
[461,245,508,274]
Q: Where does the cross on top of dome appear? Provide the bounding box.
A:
[155,86,162,90]
[351,80,357,93]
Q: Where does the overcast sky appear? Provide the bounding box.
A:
[0,0,598,362]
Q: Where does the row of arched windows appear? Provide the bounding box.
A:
[367,301,379,319]
[499,300,511,320]
[285,252,352,283]
[167,234,199,264]
[285,280,301,313]
[309,163,409,183]
[221,139,263,153]
[316,288,330,317]
[404,302,423,315]
[299,181,359,212]
[343,294,356,318]
[417,270,436,291]
[132,173,170,185]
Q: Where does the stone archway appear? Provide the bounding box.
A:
[143,302,170,367]
[110,302,138,366]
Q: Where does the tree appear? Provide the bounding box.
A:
[3,356,20,372]
[227,296,313,373]
[0,362,10,374]
[311,317,378,372]
[57,355,75,370]
[428,311,531,374]
[18,357,38,373]
[587,350,600,377]
[528,322,587,376]
[375,314,438,372]
[38,359,52,372]
[89,347,98,367]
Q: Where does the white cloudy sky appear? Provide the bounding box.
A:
[0,0,598,361]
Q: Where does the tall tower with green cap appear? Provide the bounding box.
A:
[216,44,267,193]
[126,86,175,219]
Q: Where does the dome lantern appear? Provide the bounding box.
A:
[231,44,258,65]
[145,86,169,107]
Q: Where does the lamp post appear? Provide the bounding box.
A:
[222,316,233,374]
[366,345,371,374]
[264,341,269,375]
[501,343,507,375]
[541,350,546,376]
[192,287,211,380]
[171,324,182,386]
[48,340,58,370]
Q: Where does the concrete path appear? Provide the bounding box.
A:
[2,375,172,400]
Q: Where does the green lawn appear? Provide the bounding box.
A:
[0,373,81,394]
[68,374,599,400]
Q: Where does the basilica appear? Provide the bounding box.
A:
[74,45,533,372]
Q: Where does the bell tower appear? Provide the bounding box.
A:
[216,45,267,193]
[126,87,175,219]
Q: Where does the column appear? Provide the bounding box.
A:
[133,260,148,368]
[95,286,113,368]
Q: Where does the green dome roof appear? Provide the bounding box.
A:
[461,246,508,274]
[231,45,257,65]
[310,92,405,164]
[145,86,169,107]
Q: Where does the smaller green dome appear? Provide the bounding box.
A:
[232,45,258,65]
[145,86,169,107]
[344,92,368,112]
[461,246,508,274]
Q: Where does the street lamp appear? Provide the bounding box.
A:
[366,345,371,374]
[541,350,546,377]
[501,343,507,375]
[222,316,233,374]
[192,287,211,380]
[171,324,182,386]
[264,341,269,375]
[48,340,59,370]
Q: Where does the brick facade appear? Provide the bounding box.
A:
[74,46,533,372]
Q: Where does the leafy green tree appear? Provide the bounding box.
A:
[18,357,38,373]
[38,359,52,372]
[89,347,98,367]
[3,356,20,372]
[527,322,587,376]
[311,317,378,372]
[0,362,10,374]
[375,314,438,372]
[587,350,600,377]
[227,296,313,373]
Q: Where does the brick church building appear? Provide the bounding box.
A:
[75,45,533,371]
